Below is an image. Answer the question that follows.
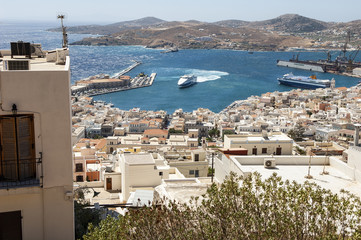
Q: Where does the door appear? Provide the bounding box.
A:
[195,170,199,178]
[106,178,112,190]
[0,210,22,240]
[276,147,282,155]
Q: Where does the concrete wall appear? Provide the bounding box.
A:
[0,57,74,239]
[104,173,121,191]
[121,160,163,201]
[334,146,361,183]
[224,134,293,155]
[168,161,208,178]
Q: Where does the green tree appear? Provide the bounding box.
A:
[74,189,102,239]
[288,123,305,141]
[168,128,183,134]
[208,127,220,139]
[83,172,361,239]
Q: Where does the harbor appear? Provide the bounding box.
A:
[71,61,157,97]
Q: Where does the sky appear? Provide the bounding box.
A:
[1,0,361,25]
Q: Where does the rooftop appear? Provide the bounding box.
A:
[123,153,155,165]
[0,55,69,71]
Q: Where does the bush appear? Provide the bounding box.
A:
[83,172,361,239]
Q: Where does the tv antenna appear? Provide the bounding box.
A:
[57,14,68,48]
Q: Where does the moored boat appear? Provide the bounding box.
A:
[277,73,334,89]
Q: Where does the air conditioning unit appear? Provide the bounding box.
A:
[3,59,30,70]
[264,158,276,168]
[30,43,45,58]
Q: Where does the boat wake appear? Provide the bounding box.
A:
[187,69,228,83]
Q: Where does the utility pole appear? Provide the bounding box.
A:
[211,153,214,183]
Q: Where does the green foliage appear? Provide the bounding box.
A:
[208,128,220,139]
[222,130,234,141]
[74,189,102,239]
[75,201,102,240]
[83,172,361,239]
[208,167,215,177]
[288,123,305,141]
[168,128,183,134]
[295,146,306,155]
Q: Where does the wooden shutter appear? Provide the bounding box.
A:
[17,115,35,180]
[0,115,35,181]
[0,117,17,180]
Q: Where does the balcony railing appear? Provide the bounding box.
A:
[0,156,43,189]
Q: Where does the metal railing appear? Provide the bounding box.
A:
[0,156,43,189]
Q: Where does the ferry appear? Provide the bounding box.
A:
[178,75,197,88]
[277,73,333,89]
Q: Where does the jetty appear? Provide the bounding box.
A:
[112,60,141,78]
[75,73,157,97]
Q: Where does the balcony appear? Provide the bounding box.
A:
[0,157,43,189]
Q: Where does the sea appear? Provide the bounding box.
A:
[1,22,360,113]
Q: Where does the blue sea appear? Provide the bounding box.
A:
[1,22,360,113]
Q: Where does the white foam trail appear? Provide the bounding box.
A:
[187,69,228,83]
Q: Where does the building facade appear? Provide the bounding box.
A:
[0,49,74,239]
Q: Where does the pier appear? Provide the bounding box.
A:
[80,73,157,97]
[112,60,141,78]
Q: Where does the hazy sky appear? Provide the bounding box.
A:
[1,0,361,25]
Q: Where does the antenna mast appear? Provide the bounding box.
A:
[57,15,68,48]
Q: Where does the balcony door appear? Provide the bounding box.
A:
[0,115,35,181]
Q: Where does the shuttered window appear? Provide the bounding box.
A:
[0,114,35,181]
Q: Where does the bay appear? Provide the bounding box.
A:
[1,22,360,113]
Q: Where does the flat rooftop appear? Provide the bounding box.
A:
[0,56,69,71]
[241,164,361,198]
[124,153,155,165]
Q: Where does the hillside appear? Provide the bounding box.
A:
[48,17,166,35]
[62,14,361,51]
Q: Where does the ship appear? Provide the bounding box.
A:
[277,73,334,89]
[178,75,197,88]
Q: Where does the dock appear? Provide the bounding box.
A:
[83,73,157,97]
[112,60,141,79]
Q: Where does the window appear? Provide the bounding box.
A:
[76,175,84,182]
[0,114,35,181]
[252,147,257,155]
[75,163,83,172]
[262,148,267,154]
[189,170,194,175]
[195,170,199,177]
[159,172,163,176]
[195,154,199,161]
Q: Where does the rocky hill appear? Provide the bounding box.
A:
[248,14,330,33]
[49,17,166,35]
[59,14,360,51]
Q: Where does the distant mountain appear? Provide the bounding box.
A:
[54,14,361,51]
[71,21,312,51]
[248,14,330,33]
[213,19,249,28]
[48,17,166,35]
